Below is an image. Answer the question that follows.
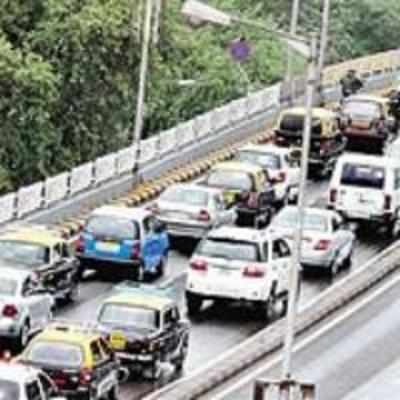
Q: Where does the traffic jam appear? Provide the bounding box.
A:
[1,85,400,400]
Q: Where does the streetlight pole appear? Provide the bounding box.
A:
[133,0,153,173]
[282,32,318,379]
[286,0,301,104]
[317,0,330,104]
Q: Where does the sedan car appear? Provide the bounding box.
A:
[0,267,53,349]
[150,184,236,240]
[268,206,355,276]
[0,225,80,304]
[237,144,300,205]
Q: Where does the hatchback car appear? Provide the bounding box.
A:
[19,322,120,400]
[0,267,53,349]
[97,281,190,380]
[186,226,291,320]
[151,184,236,240]
[268,206,355,276]
[0,225,79,303]
[76,206,169,280]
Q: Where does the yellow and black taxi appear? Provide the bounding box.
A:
[0,225,79,304]
[201,161,276,228]
[275,107,347,178]
[18,321,120,400]
[96,281,190,380]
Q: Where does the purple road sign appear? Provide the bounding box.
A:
[229,37,251,63]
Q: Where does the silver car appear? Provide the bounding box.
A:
[268,206,355,276]
[151,184,236,239]
[0,267,53,349]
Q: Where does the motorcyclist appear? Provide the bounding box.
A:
[340,69,364,99]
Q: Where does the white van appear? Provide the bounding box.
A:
[327,153,400,237]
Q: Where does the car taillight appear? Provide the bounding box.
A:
[2,304,18,318]
[52,371,68,387]
[329,188,337,204]
[75,235,85,253]
[79,368,93,385]
[243,265,265,278]
[247,193,259,208]
[190,259,208,272]
[314,239,331,251]
[131,242,141,259]
[197,209,211,222]
[384,194,392,211]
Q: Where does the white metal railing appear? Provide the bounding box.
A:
[0,49,399,224]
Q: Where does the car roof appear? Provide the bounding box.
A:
[32,324,100,345]
[211,161,264,174]
[162,183,223,196]
[337,153,400,168]
[0,227,63,247]
[279,107,336,119]
[206,226,271,242]
[90,206,151,221]
[103,292,174,311]
[0,362,40,381]
[345,94,388,104]
[238,143,290,155]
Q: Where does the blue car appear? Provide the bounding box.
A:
[76,206,169,280]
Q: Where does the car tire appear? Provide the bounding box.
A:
[174,334,189,374]
[186,292,203,317]
[385,220,398,239]
[262,284,278,322]
[108,385,119,400]
[328,258,339,277]
[145,360,162,381]
[342,248,353,269]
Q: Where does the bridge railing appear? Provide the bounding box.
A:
[1,48,399,224]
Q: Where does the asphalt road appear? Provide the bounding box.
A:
[201,268,400,400]
[49,177,395,400]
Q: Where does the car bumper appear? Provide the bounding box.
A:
[78,254,141,268]
[160,219,211,239]
[333,208,392,223]
[301,254,333,269]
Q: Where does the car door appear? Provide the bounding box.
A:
[271,239,291,294]
[161,307,179,359]
[21,278,42,331]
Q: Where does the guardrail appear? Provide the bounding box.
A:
[1,48,400,225]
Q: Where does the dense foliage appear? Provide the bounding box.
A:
[0,0,399,191]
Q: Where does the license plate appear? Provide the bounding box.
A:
[110,331,127,350]
[167,212,188,220]
[96,242,120,253]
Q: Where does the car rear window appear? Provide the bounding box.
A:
[0,241,48,266]
[340,163,385,189]
[206,170,254,192]
[238,151,281,170]
[160,187,209,206]
[280,115,322,136]
[26,342,83,369]
[98,303,159,331]
[273,209,328,232]
[0,278,17,296]
[196,238,260,262]
[0,379,19,400]
[85,216,139,240]
[342,101,381,119]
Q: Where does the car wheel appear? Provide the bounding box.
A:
[66,284,80,303]
[385,220,398,239]
[108,385,119,400]
[262,285,278,322]
[144,360,162,381]
[328,258,339,277]
[174,334,189,373]
[342,248,353,269]
[186,292,203,317]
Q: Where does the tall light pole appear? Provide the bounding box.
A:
[317,0,331,104]
[286,0,301,104]
[133,0,153,173]
[181,0,318,381]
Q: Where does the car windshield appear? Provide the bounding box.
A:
[340,163,385,189]
[206,170,254,191]
[0,379,19,400]
[98,304,159,331]
[0,278,18,296]
[197,239,260,261]
[280,115,322,136]
[274,209,328,232]
[343,101,381,119]
[0,241,48,266]
[85,216,139,240]
[238,151,281,170]
[26,342,83,369]
[160,187,209,206]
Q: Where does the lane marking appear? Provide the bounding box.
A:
[211,273,400,400]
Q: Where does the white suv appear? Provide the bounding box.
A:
[185,226,291,321]
[0,362,65,400]
[328,153,400,237]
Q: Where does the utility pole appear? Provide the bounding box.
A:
[286,0,301,103]
[152,0,162,45]
[317,0,331,104]
[133,0,153,172]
